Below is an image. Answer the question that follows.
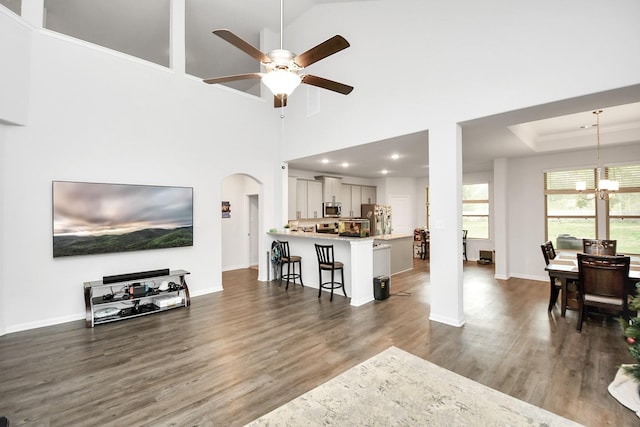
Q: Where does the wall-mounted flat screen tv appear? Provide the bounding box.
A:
[53,181,193,258]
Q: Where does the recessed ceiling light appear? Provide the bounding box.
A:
[321,158,329,164]
[381,169,389,174]
[391,154,399,160]
[342,162,349,168]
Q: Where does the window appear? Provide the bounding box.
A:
[544,169,596,250]
[462,183,489,239]
[607,165,640,254]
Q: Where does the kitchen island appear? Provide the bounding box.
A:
[268,231,377,306]
[373,234,414,275]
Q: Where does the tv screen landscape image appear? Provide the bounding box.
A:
[53,181,193,257]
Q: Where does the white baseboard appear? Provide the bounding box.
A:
[429,313,466,327]
[6,312,85,335]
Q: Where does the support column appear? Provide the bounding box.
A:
[169,0,186,74]
[428,122,464,327]
[21,0,44,28]
[493,158,509,280]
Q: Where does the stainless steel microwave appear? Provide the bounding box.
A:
[323,202,342,218]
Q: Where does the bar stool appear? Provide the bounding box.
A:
[314,243,346,301]
[278,240,303,290]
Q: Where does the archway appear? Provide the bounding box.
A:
[221,174,262,276]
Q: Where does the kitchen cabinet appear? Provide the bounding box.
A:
[340,184,353,217]
[296,179,323,219]
[341,184,363,218]
[288,177,298,220]
[296,180,308,219]
[361,186,376,205]
[316,176,342,202]
[350,185,362,217]
[307,180,323,218]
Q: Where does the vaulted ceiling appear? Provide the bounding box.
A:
[3,0,640,178]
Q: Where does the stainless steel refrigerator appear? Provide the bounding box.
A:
[361,204,392,236]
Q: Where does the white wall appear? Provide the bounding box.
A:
[0,21,281,333]
[0,124,6,334]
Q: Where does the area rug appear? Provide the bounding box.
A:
[246,346,583,426]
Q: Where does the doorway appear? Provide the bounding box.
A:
[221,174,261,273]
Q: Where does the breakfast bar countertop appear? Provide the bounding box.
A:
[268,230,375,241]
[373,233,413,240]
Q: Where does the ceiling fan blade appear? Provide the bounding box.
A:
[274,95,288,108]
[213,29,271,64]
[203,73,262,85]
[294,35,350,68]
[302,74,354,95]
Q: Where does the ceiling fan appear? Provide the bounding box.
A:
[202,0,353,108]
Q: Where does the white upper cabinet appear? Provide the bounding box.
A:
[307,180,323,219]
[341,184,352,217]
[361,186,376,205]
[296,180,308,219]
[340,184,364,218]
[316,176,342,202]
[288,177,298,220]
[350,185,362,217]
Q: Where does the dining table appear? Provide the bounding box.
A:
[545,252,640,317]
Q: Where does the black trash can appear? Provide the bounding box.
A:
[374,276,390,300]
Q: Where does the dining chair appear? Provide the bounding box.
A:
[277,240,304,290]
[314,243,346,301]
[541,240,557,265]
[576,253,631,332]
[541,240,562,311]
[582,239,617,255]
[420,229,429,260]
[462,229,468,261]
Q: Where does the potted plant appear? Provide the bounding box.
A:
[283,224,290,233]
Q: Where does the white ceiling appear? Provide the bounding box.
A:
[5,0,640,178]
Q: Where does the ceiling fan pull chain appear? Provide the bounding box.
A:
[280,95,285,118]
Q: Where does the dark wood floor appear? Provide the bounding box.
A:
[0,259,637,426]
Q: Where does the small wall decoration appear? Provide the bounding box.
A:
[222,201,231,218]
[52,181,193,257]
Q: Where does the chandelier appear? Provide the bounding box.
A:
[576,110,619,200]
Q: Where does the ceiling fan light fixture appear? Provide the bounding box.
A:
[262,69,302,97]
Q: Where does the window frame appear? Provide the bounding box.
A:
[462,182,490,240]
